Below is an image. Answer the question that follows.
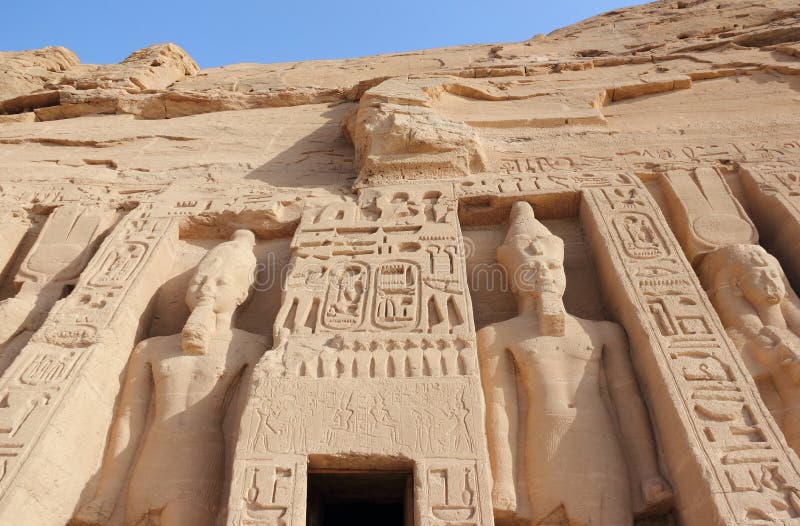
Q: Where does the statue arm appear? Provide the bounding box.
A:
[477,325,518,511]
[782,277,800,336]
[93,341,153,502]
[224,341,264,441]
[713,286,763,340]
[72,341,153,525]
[603,323,673,512]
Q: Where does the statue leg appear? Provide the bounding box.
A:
[159,500,215,526]
[562,482,631,526]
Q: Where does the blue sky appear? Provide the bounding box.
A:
[2,1,642,69]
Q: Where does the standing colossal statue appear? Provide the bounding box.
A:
[478,202,672,525]
[72,230,266,526]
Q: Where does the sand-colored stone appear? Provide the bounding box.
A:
[479,202,672,524]
[0,1,798,525]
[72,230,264,526]
[0,205,116,374]
[0,47,79,113]
[700,244,800,453]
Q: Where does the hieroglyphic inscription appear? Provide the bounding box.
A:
[274,186,472,344]
[456,170,636,200]
[229,185,494,526]
[272,335,477,380]
[581,182,800,524]
[0,210,178,498]
[416,460,483,526]
[33,215,176,348]
[496,140,800,176]
[246,379,479,458]
[228,456,305,526]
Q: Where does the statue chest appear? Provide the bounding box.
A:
[151,353,236,395]
[508,337,602,386]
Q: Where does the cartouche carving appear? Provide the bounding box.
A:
[227,188,495,526]
[700,244,800,452]
[478,202,672,524]
[72,230,266,526]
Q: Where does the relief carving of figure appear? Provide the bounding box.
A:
[478,202,672,525]
[700,244,800,451]
[72,230,266,526]
[0,206,114,372]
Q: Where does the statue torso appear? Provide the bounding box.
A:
[143,330,265,438]
[503,315,605,418]
[492,315,627,487]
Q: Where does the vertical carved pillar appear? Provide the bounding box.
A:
[739,163,800,286]
[0,210,179,525]
[226,185,494,526]
[580,182,800,524]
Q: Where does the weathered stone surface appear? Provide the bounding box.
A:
[0,1,799,525]
[58,43,199,92]
[0,46,79,102]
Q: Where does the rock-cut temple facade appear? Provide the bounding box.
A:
[1,1,800,525]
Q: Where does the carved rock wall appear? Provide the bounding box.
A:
[0,1,799,525]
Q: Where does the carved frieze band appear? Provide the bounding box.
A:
[581,183,800,524]
[494,139,800,176]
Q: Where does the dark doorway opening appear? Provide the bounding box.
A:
[307,471,411,526]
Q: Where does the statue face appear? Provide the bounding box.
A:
[499,234,567,297]
[739,265,785,307]
[185,259,253,314]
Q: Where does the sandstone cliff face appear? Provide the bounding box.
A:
[0,0,797,192]
[0,2,800,526]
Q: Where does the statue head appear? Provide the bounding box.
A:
[497,201,566,299]
[182,230,257,354]
[737,261,785,308]
[702,244,786,310]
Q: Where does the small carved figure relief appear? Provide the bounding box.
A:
[478,202,672,524]
[72,230,266,526]
[0,206,115,373]
[700,244,800,452]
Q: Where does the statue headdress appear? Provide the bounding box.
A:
[195,229,257,291]
[498,201,563,260]
[497,201,566,335]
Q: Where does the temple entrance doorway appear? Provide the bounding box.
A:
[306,470,412,526]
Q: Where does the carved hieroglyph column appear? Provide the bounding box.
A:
[226,186,494,526]
[739,163,800,287]
[657,166,800,455]
[0,210,179,525]
[580,181,800,524]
